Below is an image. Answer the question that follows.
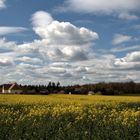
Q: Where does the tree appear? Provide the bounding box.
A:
[56,82,60,88]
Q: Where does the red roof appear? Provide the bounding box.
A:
[0,87,2,93]
[3,83,21,90]
[3,84,12,90]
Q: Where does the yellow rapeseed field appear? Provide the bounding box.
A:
[0,94,140,140]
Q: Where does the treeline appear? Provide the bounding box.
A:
[20,81,140,95]
[64,81,140,95]
[21,82,61,94]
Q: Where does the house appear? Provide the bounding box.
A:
[0,86,2,93]
[2,83,23,94]
[40,89,49,95]
[58,90,66,94]
[88,91,95,95]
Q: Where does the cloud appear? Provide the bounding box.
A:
[0,27,27,35]
[31,13,98,44]
[31,11,53,28]
[16,56,43,65]
[0,0,6,9]
[0,56,14,66]
[1,37,140,84]
[57,0,140,19]
[62,47,88,61]
[31,11,98,61]
[1,10,140,85]
[0,38,16,52]
[112,34,132,45]
[118,12,139,20]
[111,45,140,53]
[40,66,67,75]
[125,51,140,62]
[114,51,140,70]
[3,45,134,84]
[16,41,41,58]
[0,11,100,85]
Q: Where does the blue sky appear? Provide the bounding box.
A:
[0,0,140,85]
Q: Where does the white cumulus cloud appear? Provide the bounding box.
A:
[32,11,53,28]
[125,51,140,62]
[31,11,98,61]
[114,51,140,70]
[31,12,98,44]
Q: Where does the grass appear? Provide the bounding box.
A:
[0,94,140,140]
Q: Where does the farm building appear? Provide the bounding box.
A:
[88,91,95,95]
[2,83,23,94]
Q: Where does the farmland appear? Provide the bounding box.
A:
[0,94,140,140]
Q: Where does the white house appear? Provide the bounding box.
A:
[2,83,23,94]
[88,91,95,95]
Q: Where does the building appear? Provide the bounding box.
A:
[0,86,2,93]
[2,83,23,94]
[88,91,95,95]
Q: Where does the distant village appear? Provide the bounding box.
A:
[0,82,74,95]
[0,82,60,95]
[0,81,140,95]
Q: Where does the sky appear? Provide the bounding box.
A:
[0,0,140,85]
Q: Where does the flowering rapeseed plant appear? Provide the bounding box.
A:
[0,94,140,140]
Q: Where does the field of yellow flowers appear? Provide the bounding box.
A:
[0,94,140,140]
